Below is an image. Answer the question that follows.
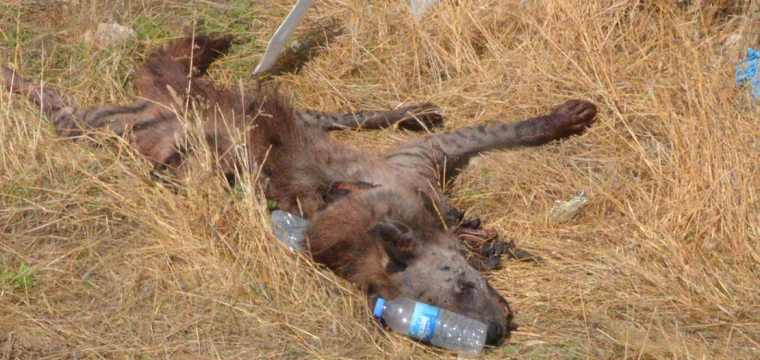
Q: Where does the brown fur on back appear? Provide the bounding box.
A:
[132,36,335,215]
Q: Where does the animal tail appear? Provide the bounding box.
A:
[133,35,233,104]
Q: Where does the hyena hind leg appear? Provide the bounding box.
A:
[1,66,80,135]
[1,66,173,139]
[1,66,187,167]
[298,102,443,131]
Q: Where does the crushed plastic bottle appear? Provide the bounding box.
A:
[550,191,588,222]
[271,210,311,252]
[374,297,487,357]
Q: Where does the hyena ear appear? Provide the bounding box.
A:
[367,221,419,264]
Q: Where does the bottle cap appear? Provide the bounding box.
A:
[373,298,385,317]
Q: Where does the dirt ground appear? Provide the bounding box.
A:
[1,0,759,359]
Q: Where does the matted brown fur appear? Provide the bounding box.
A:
[1,35,597,347]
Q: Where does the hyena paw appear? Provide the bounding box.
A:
[397,102,444,131]
[551,100,597,137]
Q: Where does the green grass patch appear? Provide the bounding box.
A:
[132,13,174,43]
[1,263,36,290]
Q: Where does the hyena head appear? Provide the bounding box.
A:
[367,221,515,345]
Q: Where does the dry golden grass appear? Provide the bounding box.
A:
[2,0,759,358]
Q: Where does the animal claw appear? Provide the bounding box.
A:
[396,102,444,131]
[551,100,597,137]
[457,223,541,269]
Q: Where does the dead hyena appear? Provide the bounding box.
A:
[0,35,597,346]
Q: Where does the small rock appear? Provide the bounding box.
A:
[411,0,440,18]
[83,23,136,47]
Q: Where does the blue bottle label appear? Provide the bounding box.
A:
[408,302,440,342]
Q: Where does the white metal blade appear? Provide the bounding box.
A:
[254,0,314,75]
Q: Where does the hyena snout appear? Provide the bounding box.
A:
[486,321,503,346]
[485,285,517,345]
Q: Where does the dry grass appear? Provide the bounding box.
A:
[2,0,760,358]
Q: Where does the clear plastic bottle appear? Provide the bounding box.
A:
[373,297,487,356]
[270,210,311,252]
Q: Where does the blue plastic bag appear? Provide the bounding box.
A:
[735,48,760,102]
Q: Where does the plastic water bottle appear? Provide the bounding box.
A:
[373,297,487,356]
[270,210,311,252]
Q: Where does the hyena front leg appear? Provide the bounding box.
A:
[1,66,185,166]
[298,102,442,131]
[390,100,597,180]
